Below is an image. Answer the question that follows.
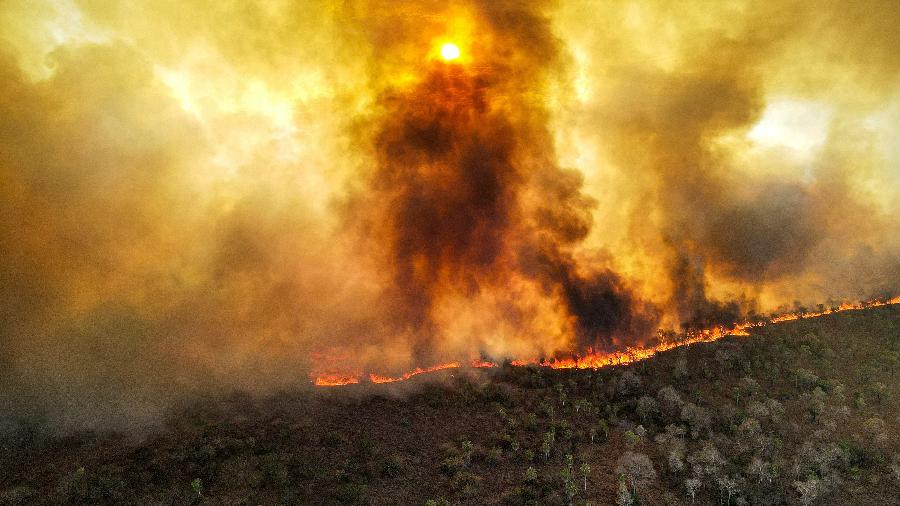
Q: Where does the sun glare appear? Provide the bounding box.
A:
[440,42,461,61]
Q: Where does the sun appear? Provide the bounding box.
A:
[440,42,461,61]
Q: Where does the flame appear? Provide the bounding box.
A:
[370,362,461,384]
[314,373,361,387]
[310,296,899,385]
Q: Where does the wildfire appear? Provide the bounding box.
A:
[311,296,900,386]
[314,373,361,387]
[370,362,461,384]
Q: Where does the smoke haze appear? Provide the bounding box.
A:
[1,0,898,432]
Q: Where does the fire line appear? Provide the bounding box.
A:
[312,296,900,386]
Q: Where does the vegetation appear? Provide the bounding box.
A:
[0,306,898,505]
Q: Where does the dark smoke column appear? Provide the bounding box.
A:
[349,4,657,367]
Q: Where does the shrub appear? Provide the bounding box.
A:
[715,349,734,372]
[831,383,846,404]
[618,370,642,397]
[440,455,464,475]
[657,386,684,419]
[765,399,784,422]
[450,471,481,497]
[794,369,821,390]
[540,402,556,419]
[862,417,888,446]
[381,454,405,478]
[736,418,761,452]
[624,430,642,449]
[461,440,474,466]
[746,400,769,420]
[191,478,202,497]
[793,477,824,506]
[593,420,609,443]
[335,482,368,503]
[574,398,592,416]
[637,396,659,424]
[792,440,844,480]
[674,356,689,380]
[867,381,887,404]
[740,376,760,397]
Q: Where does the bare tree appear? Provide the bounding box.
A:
[616,451,657,495]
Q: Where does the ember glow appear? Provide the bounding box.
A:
[1,1,898,430]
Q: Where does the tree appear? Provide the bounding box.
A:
[616,479,634,506]
[580,463,591,492]
[717,475,739,505]
[688,442,725,482]
[616,451,657,495]
[684,477,701,504]
[680,403,711,439]
[542,430,554,460]
[747,457,775,485]
[655,425,687,474]
[575,398,592,415]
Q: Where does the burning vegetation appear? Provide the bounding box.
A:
[312,296,900,386]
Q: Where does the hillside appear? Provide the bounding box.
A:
[1,305,898,505]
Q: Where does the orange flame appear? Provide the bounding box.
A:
[310,296,900,385]
[314,373,361,386]
[370,362,461,384]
